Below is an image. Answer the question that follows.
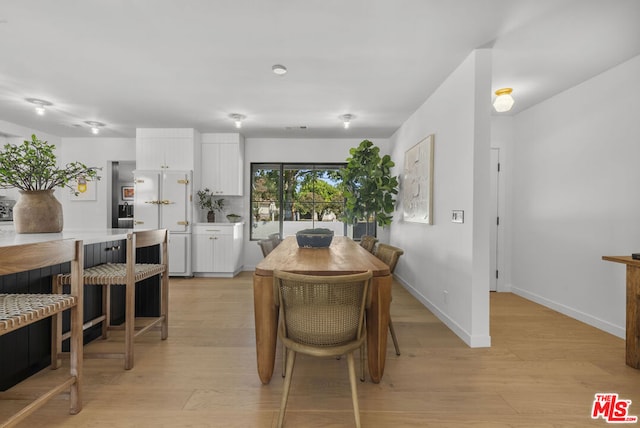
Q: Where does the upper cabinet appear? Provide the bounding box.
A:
[136,128,201,171]
[201,133,245,196]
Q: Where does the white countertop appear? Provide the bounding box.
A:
[0,228,134,247]
[194,222,243,226]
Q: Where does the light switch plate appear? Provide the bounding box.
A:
[452,210,464,223]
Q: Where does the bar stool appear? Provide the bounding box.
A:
[0,239,84,426]
[55,229,168,370]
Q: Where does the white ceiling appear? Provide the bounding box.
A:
[1,0,639,139]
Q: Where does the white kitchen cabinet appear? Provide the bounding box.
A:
[168,232,191,276]
[201,133,244,196]
[136,128,201,171]
[192,223,243,277]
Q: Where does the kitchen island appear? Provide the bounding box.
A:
[0,229,163,391]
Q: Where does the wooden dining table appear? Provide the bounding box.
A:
[253,235,392,384]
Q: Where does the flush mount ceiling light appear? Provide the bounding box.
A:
[493,88,515,112]
[84,121,105,134]
[229,113,246,128]
[272,64,287,75]
[25,98,53,115]
[340,114,354,129]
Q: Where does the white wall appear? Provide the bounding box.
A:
[242,137,391,269]
[507,54,640,338]
[388,50,492,347]
[59,138,136,230]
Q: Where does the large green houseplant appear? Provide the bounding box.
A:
[338,140,399,236]
[0,134,100,233]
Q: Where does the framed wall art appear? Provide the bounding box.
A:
[402,134,434,224]
[121,186,134,201]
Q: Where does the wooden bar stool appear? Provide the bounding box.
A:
[0,239,84,427]
[54,229,168,370]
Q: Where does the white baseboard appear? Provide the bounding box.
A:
[511,286,625,339]
[394,274,491,348]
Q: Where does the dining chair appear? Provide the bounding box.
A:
[273,270,372,428]
[359,235,378,254]
[268,232,283,247]
[258,238,276,257]
[374,243,404,356]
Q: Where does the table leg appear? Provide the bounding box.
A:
[253,273,278,384]
[367,274,391,383]
[626,265,640,368]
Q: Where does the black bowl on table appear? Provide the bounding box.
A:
[295,228,334,248]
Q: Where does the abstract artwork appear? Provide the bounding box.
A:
[402,134,434,224]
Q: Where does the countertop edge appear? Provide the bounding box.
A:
[0,229,135,247]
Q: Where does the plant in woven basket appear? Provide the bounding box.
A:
[338,139,399,236]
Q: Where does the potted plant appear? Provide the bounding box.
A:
[0,134,100,233]
[196,188,225,222]
[338,140,399,237]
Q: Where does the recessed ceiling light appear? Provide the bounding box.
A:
[340,114,354,129]
[84,121,105,134]
[229,113,246,128]
[25,98,53,115]
[272,64,287,75]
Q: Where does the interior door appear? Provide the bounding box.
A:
[133,171,160,229]
[490,148,500,291]
[161,171,191,233]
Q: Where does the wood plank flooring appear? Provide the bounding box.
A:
[2,272,639,427]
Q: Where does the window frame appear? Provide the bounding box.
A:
[249,162,347,241]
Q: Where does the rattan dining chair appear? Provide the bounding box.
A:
[258,238,276,257]
[359,235,378,254]
[374,243,404,356]
[273,270,372,428]
[268,232,283,247]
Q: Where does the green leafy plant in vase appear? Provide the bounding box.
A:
[196,188,225,222]
[0,134,101,233]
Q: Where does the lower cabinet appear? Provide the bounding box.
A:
[192,223,243,276]
[168,232,192,276]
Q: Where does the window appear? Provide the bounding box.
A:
[250,163,347,240]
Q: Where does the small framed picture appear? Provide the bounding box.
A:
[121,186,134,201]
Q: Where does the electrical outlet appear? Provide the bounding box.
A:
[452,210,464,223]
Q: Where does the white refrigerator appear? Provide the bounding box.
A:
[133,170,192,276]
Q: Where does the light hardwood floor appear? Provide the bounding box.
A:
[2,272,639,427]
